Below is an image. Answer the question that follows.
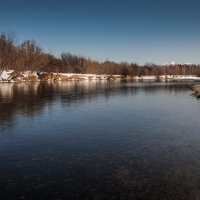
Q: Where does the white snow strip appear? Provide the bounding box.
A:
[0,71,200,82]
[0,70,14,81]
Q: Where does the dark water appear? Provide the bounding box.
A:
[0,81,200,200]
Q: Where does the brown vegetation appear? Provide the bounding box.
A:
[1,32,200,77]
[192,84,200,94]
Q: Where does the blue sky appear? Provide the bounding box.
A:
[0,0,200,64]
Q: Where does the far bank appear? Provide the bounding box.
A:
[1,70,200,83]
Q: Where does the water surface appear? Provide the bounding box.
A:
[0,81,200,200]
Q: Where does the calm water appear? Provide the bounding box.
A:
[0,81,200,200]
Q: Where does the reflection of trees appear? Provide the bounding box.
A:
[60,81,192,104]
[0,81,193,128]
[0,83,57,128]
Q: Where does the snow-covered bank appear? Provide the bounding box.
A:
[134,75,200,80]
[0,70,14,81]
[1,70,200,82]
[0,71,124,82]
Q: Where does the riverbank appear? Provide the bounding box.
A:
[1,70,200,82]
[192,84,200,95]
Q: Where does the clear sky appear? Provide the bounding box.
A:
[0,0,200,64]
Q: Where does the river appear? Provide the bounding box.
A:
[0,81,200,200]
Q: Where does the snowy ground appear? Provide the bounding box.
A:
[1,70,200,82]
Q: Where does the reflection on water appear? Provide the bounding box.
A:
[0,81,200,200]
[0,81,193,128]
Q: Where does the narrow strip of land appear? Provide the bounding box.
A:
[1,70,200,82]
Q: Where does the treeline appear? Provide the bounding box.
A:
[1,32,200,76]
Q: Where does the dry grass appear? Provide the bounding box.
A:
[192,84,200,95]
[193,84,200,91]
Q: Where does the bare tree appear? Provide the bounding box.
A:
[0,32,16,77]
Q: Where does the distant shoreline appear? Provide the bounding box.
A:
[1,70,200,83]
